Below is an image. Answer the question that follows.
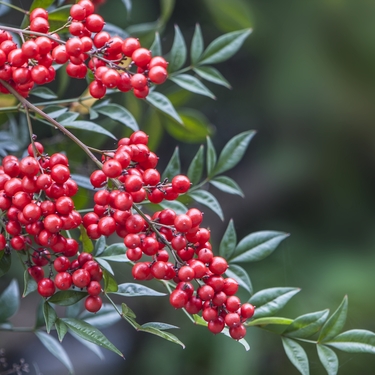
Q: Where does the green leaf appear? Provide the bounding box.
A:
[160,0,175,24]
[193,66,231,89]
[122,303,136,319]
[150,32,162,57]
[29,0,54,11]
[211,130,255,177]
[57,111,79,124]
[113,283,166,297]
[79,225,94,254]
[317,345,339,375]
[190,24,204,65]
[30,87,58,99]
[47,5,72,30]
[221,327,250,351]
[162,147,180,181]
[120,0,132,15]
[62,121,117,140]
[168,25,187,73]
[43,302,57,334]
[146,91,183,124]
[48,291,88,306]
[281,337,310,375]
[35,331,74,374]
[187,145,204,186]
[0,279,19,322]
[319,296,348,343]
[70,174,95,191]
[249,287,300,319]
[62,318,123,357]
[103,269,118,293]
[104,22,129,40]
[23,269,37,297]
[35,300,45,328]
[79,304,121,330]
[0,251,11,277]
[206,136,217,176]
[210,176,244,197]
[187,189,224,220]
[284,310,330,339]
[247,317,293,327]
[94,236,106,256]
[326,329,375,354]
[70,330,104,360]
[159,200,187,215]
[99,243,127,259]
[230,231,290,263]
[43,106,68,119]
[138,325,185,348]
[126,21,158,36]
[170,74,216,99]
[225,264,252,295]
[141,322,179,330]
[95,104,139,132]
[219,219,237,259]
[65,301,83,319]
[198,29,252,65]
[95,258,114,275]
[55,319,68,342]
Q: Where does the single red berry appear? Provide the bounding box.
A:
[70,4,86,20]
[208,317,225,334]
[90,170,107,188]
[225,296,241,312]
[229,324,247,340]
[85,295,102,313]
[55,272,73,290]
[132,48,152,68]
[38,278,55,297]
[28,266,44,282]
[241,303,255,319]
[169,289,188,309]
[30,8,48,21]
[174,214,193,233]
[72,268,91,288]
[30,17,49,33]
[87,281,102,296]
[54,256,71,272]
[148,66,167,84]
[85,14,105,33]
[209,256,228,275]
[122,38,141,57]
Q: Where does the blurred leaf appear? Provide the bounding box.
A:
[120,0,132,15]
[146,91,183,124]
[190,24,204,65]
[94,103,139,131]
[225,264,252,295]
[162,146,180,180]
[70,174,95,191]
[48,5,72,30]
[212,130,255,176]
[126,21,159,36]
[187,189,224,220]
[193,66,231,88]
[57,111,80,124]
[0,279,19,322]
[30,87,58,99]
[104,22,129,40]
[282,337,310,375]
[160,0,175,24]
[62,121,117,140]
[168,25,187,73]
[198,29,252,65]
[219,219,237,259]
[23,269,37,297]
[141,322,179,330]
[230,231,290,263]
[94,236,106,257]
[317,345,339,375]
[44,106,68,119]
[284,310,330,339]
[103,269,118,293]
[210,176,244,197]
[79,304,121,330]
[79,225,94,254]
[62,318,123,357]
[48,291,88,306]
[122,303,136,319]
[55,319,68,342]
[319,296,348,343]
[247,317,293,327]
[221,327,250,351]
[187,145,204,185]
[35,331,74,374]
[326,330,375,354]
[97,243,128,262]
[29,0,54,11]
[249,287,300,319]
[113,283,166,297]
[159,200,187,215]
[138,325,185,348]
[170,74,216,99]
[35,300,45,328]
[65,301,83,319]
[96,258,114,275]
[43,302,57,334]
[206,136,217,176]
[150,32,162,57]
[0,0,10,17]
[70,330,104,359]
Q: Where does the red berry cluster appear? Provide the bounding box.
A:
[0,0,168,98]
[0,142,103,313]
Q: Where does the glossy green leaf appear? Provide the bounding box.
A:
[211,130,255,176]
[206,136,217,176]
[95,258,114,275]
[187,189,224,220]
[190,24,204,65]
[70,174,95,191]
[57,111,79,124]
[79,225,94,254]
[219,219,237,259]
[43,106,68,119]
[225,264,252,295]
[55,319,68,342]
[48,291,88,306]
[103,269,118,293]
[162,147,181,181]
[249,287,300,319]
[170,74,216,99]
[48,5,72,30]
[146,91,183,125]
[63,121,117,140]
[0,279,19,322]
[97,243,128,262]
[198,29,252,65]
[35,331,74,374]
[23,269,37,297]
[30,87,58,99]
[282,337,310,375]
[94,236,106,256]
[319,296,348,343]
[113,283,166,297]
[326,329,375,354]
[141,322,179,330]
[317,345,339,375]
[168,25,187,73]
[230,231,290,263]
[284,310,330,339]
[138,325,185,348]
[29,0,54,11]
[159,200,187,215]
[210,175,244,197]
[150,32,162,57]
[247,317,293,327]
[187,145,204,186]
[70,330,104,360]
[43,302,57,334]
[95,104,139,131]
[193,66,231,88]
[79,304,121,330]
[121,303,137,319]
[62,318,123,357]
[0,251,11,277]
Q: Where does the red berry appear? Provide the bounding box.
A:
[132,48,151,68]
[55,272,73,290]
[148,66,167,84]
[30,17,49,33]
[30,8,48,21]
[229,324,247,340]
[38,278,55,297]
[169,289,188,309]
[241,303,255,319]
[122,38,141,57]
[85,295,103,313]
[72,269,91,288]
[85,14,105,33]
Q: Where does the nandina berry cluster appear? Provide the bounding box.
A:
[0,0,168,98]
[0,142,103,313]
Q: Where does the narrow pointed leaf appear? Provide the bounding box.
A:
[187,189,224,220]
[0,279,19,322]
[95,258,114,275]
[57,111,79,124]
[230,231,289,263]
[30,87,57,99]
[79,304,121,330]
[225,264,252,295]
[94,236,106,256]
[43,106,68,119]
[63,121,117,140]
[48,291,88,306]
[212,130,255,176]
[193,66,231,88]
[170,74,216,99]
[326,329,375,354]
[70,330,104,360]
[146,91,183,124]
[247,317,293,327]
[113,283,166,297]
[317,345,339,375]
[219,219,237,259]
[159,200,187,215]
[23,269,37,297]
[43,302,57,333]
[319,296,348,343]
[79,225,94,254]
[55,319,68,342]
[210,175,244,197]
[104,22,129,40]
[150,32,162,57]
[95,104,139,131]
[62,318,123,357]
[190,24,204,65]
[138,325,185,348]
[198,29,252,65]
[168,25,187,73]
[282,337,310,375]
[187,145,204,185]
[162,147,181,180]
[206,136,217,176]
[249,287,300,319]
[97,242,128,262]
[141,322,179,330]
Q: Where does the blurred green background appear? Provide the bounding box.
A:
[2,0,375,374]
